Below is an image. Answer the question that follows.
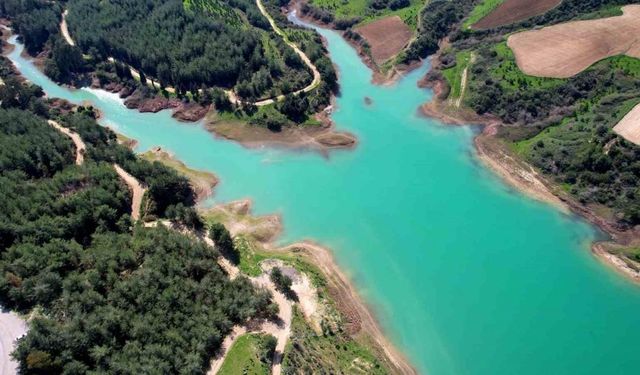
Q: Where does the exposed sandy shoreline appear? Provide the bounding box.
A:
[275,241,417,374]
[592,242,640,283]
[422,71,640,285]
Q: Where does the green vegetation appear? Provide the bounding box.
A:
[401,0,477,63]
[270,267,296,300]
[2,0,338,130]
[0,67,277,374]
[488,42,563,91]
[304,0,424,29]
[282,308,388,374]
[218,334,275,375]
[441,50,472,100]
[463,0,504,29]
[427,0,640,227]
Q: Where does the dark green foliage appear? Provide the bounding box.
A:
[209,222,239,264]
[0,0,61,55]
[44,38,85,83]
[0,76,47,114]
[57,111,196,218]
[270,267,296,300]
[258,335,277,364]
[279,93,309,123]
[0,80,276,374]
[402,0,476,63]
[65,0,312,97]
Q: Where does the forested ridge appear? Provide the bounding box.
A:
[0,57,276,374]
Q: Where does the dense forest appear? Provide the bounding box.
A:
[0,58,277,374]
[424,0,640,227]
[63,0,318,99]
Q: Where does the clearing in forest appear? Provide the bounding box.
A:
[355,16,413,65]
[507,5,640,78]
[471,0,562,30]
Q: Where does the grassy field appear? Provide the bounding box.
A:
[441,50,472,100]
[462,0,504,29]
[310,0,425,30]
[490,42,563,91]
[218,334,273,375]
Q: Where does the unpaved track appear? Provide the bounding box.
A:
[60,10,75,46]
[507,5,640,78]
[454,53,475,108]
[48,120,85,165]
[255,0,321,106]
[0,310,27,375]
[113,164,146,221]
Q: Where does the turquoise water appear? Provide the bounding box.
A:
[7,18,640,374]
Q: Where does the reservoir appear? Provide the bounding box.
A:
[6,16,640,375]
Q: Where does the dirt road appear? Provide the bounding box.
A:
[113,164,146,221]
[48,120,85,165]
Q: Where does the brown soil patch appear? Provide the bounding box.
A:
[507,5,640,78]
[355,16,413,65]
[613,102,640,145]
[472,0,562,30]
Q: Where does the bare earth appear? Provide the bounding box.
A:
[0,310,27,375]
[613,102,640,145]
[355,16,413,65]
[472,0,562,30]
[507,5,640,78]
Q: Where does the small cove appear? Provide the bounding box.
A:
[6,15,640,374]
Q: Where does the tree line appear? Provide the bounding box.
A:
[0,62,277,374]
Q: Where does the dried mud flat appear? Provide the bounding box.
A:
[507,5,640,78]
[472,0,561,30]
[613,102,640,146]
[355,16,413,65]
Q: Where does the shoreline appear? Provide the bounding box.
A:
[203,198,417,374]
[276,240,417,374]
[289,3,422,86]
[422,71,640,285]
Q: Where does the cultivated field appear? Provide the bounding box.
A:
[355,16,413,64]
[614,103,640,146]
[507,5,640,78]
[472,0,562,29]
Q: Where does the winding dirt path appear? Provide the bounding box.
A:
[60,10,75,46]
[48,120,85,165]
[113,164,146,221]
[254,0,321,106]
[60,6,320,107]
[182,229,293,375]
